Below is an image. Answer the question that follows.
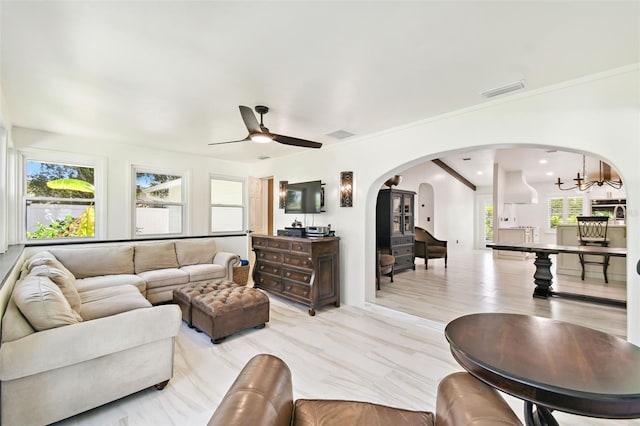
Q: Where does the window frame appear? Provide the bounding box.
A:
[21,152,103,244]
[132,166,187,238]
[209,174,246,235]
[546,194,586,231]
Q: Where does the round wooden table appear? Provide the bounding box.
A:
[445,313,640,425]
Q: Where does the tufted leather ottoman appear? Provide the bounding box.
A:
[191,285,270,344]
[173,280,239,326]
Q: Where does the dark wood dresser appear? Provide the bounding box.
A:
[251,234,340,316]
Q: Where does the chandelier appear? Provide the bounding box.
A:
[555,155,623,191]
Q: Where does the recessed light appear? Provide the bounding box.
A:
[477,171,484,175]
[539,159,548,164]
[546,171,554,176]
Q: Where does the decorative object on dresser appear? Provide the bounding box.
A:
[376,188,416,273]
[414,227,448,269]
[251,234,340,316]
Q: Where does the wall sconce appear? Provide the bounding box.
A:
[278,181,287,209]
[340,171,353,207]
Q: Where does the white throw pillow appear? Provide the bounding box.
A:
[30,264,81,313]
[13,275,83,331]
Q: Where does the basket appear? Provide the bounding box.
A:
[232,264,250,286]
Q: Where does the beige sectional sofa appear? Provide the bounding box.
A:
[0,237,240,425]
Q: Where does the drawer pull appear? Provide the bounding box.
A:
[273,268,278,273]
[260,278,264,283]
[260,265,264,270]
[286,272,291,277]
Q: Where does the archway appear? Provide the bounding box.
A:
[368,145,629,335]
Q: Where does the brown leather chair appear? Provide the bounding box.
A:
[415,226,448,269]
[208,353,522,426]
[376,250,395,290]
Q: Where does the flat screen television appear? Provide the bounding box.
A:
[284,180,323,214]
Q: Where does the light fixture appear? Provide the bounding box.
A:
[340,172,353,207]
[279,181,287,209]
[250,133,273,143]
[555,155,622,191]
[481,80,526,98]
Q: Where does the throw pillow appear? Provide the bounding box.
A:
[13,275,83,331]
[134,242,179,273]
[30,264,81,313]
[175,238,218,266]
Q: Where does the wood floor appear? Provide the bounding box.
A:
[376,249,628,338]
[55,250,637,426]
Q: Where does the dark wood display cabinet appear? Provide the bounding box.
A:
[376,188,416,272]
[251,235,340,316]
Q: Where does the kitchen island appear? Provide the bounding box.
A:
[555,224,626,282]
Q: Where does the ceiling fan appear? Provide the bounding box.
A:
[209,105,322,149]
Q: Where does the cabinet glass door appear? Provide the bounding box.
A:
[392,195,402,213]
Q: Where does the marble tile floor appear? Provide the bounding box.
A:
[54,250,638,426]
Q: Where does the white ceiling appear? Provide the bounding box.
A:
[1,1,639,176]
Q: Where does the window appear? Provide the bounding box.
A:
[134,169,185,236]
[210,176,244,233]
[24,160,96,240]
[548,196,584,229]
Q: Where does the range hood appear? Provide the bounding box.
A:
[504,171,538,204]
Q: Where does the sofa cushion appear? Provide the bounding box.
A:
[293,399,435,425]
[1,297,36,343]
[136,268,189,289]
[12,275,83,331]
[134,242,179,273]
[50,246,135,278]
[75,274,146,295]
[30,264,81,313]
[180,264,226,282]
[175,238,217,266]
[79,285,152,321]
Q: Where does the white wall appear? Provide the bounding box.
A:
[255,65,640,344]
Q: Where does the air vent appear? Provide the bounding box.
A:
[327,130,355,140]
[481,80,526,98]
[258,156,271,160]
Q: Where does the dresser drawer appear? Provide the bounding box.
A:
[283,268,312,284]
[268,239,291,250]
[392,244,414,257]
[391,235,414,246]
[290,240,311,254]
[283,279,311,300]
[252,237,268,249]
[256,262,281,276]
[394,254,415,268]
[284,254,313,269]
[255,273,281,292]
[257,251,284,263]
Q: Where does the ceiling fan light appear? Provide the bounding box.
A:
[250,133,272,144]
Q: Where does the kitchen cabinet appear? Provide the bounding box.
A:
[496,227,539,260]
[556,224,626,282]
[251,234,340,316]
[376,189,416,272]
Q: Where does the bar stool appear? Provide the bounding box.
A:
[576,216,610,283]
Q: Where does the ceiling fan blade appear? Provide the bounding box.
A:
[271,133,322,149]
[208,136,251,146]
[239,105,261,134]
